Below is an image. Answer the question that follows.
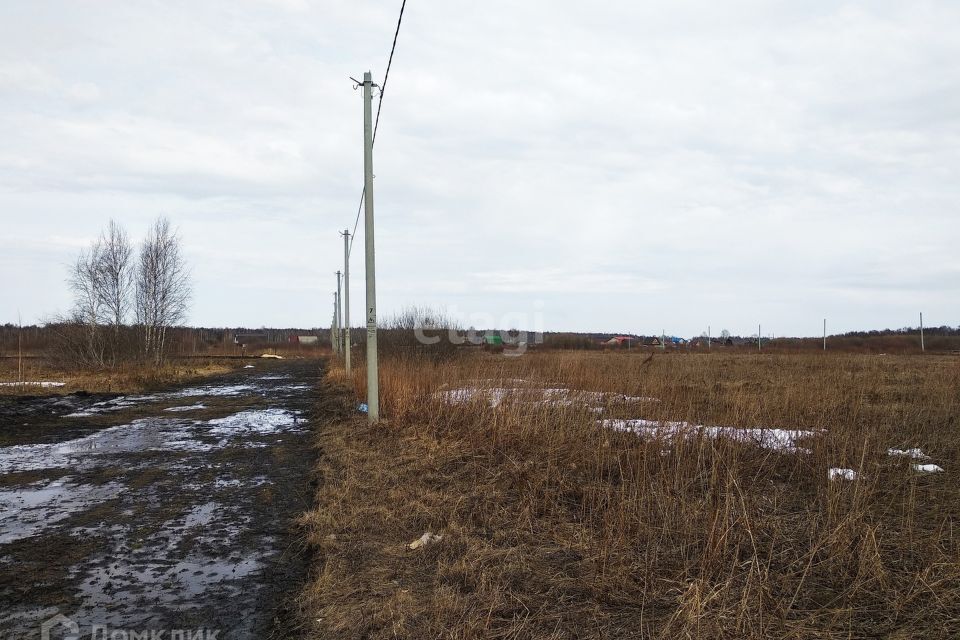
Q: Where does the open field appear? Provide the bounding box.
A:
[0,345,330,397]
[0,357,239,397]
[301,350,960,638]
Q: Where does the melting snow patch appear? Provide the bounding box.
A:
[64,395,160,417]
[436,386,660,410]
[0,381,66,388]
[173,384,255,398]
[828,468,858,481]
[243,365,255,369]
[164,403,207,412]
[0,418,215,473]
[913,463,944,473]
[602,419,818,454]
[207,408,303,436]
[888,448,930,460]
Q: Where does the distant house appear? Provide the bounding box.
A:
[298,336,318,345]
[642,336,661,347]
[603,336,635,347]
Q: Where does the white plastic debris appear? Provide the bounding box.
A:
[408,532,443,550]
[243,365,255,369]
[913,463,944,473]
[260,354,283,359]
[828,468,858,481]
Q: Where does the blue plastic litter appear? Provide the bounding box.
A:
[357,403,369,413]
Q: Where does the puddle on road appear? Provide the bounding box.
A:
[0,368,316,636]
[0,408,305,474]
[64,384,262,418]
[69,499,269,631]
[0,403,305,544]
[0,479,124,544]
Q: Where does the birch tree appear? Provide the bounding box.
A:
[135,217,191,364]
[97,219,134,333]
[68,239,106,366]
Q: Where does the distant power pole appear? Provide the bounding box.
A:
[823,318,827,351]
[920,312,925,352]
[342,229,351,374]
[363,70,379,422]
[331,293,339,354]
[708,325,711,350]
[661,329,666,351]
[336,270,343,355]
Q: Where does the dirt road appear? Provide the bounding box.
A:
[0,359,321,639]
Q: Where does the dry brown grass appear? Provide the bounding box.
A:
[301,351,960,639]
[0,357,238,395]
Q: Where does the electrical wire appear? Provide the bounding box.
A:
[348,0,407,257]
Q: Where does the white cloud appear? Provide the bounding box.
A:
[1,0,959,334]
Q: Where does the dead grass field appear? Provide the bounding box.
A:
[0,357,239,395]
[301,350,960,639]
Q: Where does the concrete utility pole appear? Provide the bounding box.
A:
[342,229,351,374]
[920,312,925,352]
[661,329,666,351]
[336,270,343,355]
[363,70,379,422]
[331,295,338,354]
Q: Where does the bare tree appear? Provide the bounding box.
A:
[97,219,134,333]
[136,217,191,364]
[68,239,106,366]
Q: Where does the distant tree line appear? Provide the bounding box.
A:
[55,217,191,368]
[841,326,960,337]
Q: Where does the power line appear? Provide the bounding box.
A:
[349,0,407,257]
[373,0,406,147]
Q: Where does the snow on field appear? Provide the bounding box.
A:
[829,468,858,481]
[913,463,944,473]
[888,448,930,460]
[602,418,818,454]
[0,381,66,388]
[435,383,659,410]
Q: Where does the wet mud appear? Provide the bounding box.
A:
[0,359,321,639]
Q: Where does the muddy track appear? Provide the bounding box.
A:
[0,359,324,639]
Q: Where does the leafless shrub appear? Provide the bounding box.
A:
[377,306,461,363]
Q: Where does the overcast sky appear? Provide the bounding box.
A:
[2,1,958,337]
